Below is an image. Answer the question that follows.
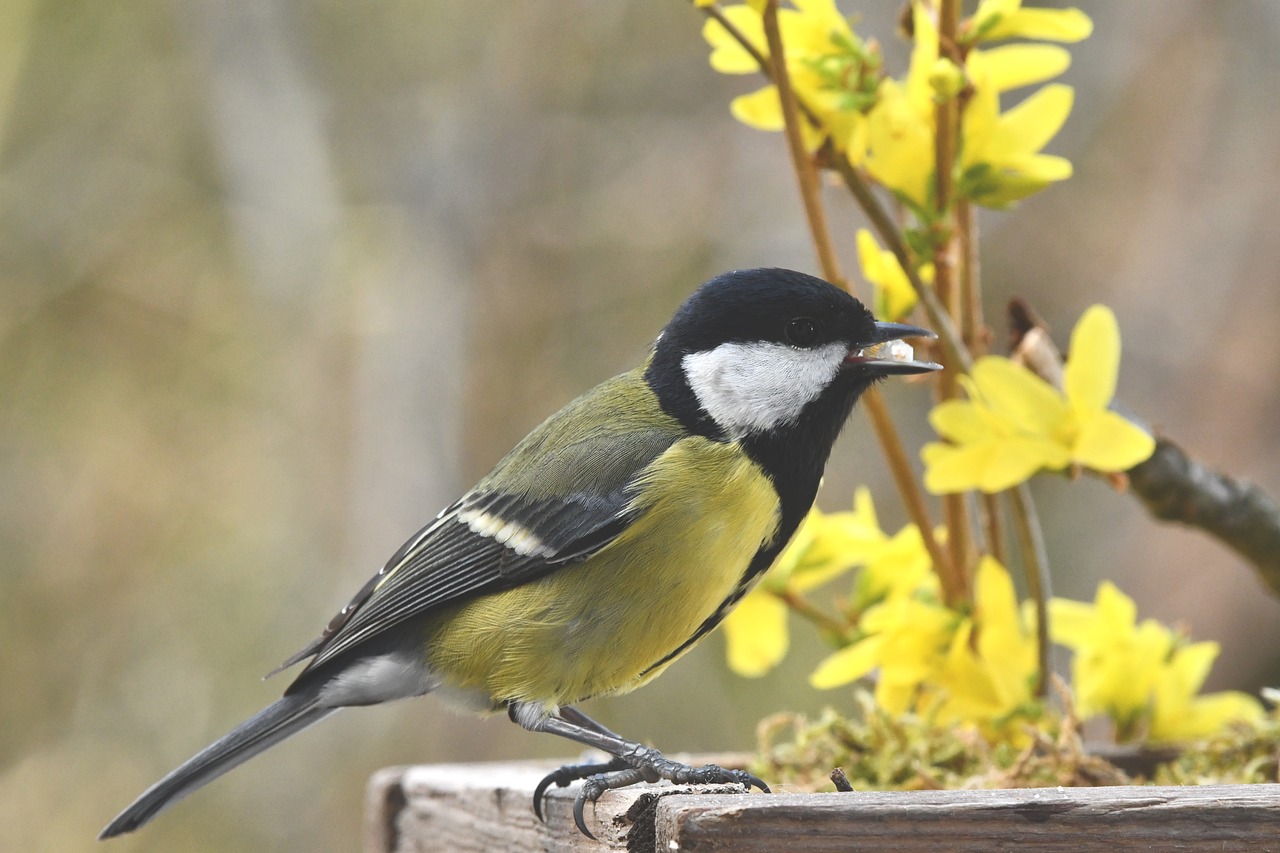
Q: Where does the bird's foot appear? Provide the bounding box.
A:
[532,756,630,822]
[539,745,770,839]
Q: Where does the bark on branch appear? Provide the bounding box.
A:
[1128,437,1280,598]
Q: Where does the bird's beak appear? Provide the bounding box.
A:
[843,321,943,375]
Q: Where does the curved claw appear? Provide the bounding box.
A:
[727,768,771,794]
[532,758,630,822]
[539,754,772,838]
[572,789,597,840]
[531,772,558,822]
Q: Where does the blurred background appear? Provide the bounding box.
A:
[3,1,1278,850]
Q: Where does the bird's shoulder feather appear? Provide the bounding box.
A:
[276,368,685,679]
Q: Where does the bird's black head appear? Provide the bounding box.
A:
[646,268,939,539]
[647,268,937,441]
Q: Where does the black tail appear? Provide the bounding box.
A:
[99,692,336,839]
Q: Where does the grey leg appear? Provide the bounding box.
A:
[508,701,769,838]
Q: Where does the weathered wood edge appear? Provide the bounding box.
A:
[365,755,748,852]
[655,784,1280,852]
[368,760,1280,853]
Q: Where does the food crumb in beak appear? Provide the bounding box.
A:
[863,339,915,363]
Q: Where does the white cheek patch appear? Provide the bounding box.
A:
[682,340,846,437]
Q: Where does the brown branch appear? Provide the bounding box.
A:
[1129,438,1280,598]
[1008,483,1052,699]
[761,0,844,285]
[863,386,966,605]
[777,588,851,640]
[981,492,1005,567]
[958,199,984,356]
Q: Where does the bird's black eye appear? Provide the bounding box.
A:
[785,316,820,347]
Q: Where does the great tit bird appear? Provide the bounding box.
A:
[100,267,939,840]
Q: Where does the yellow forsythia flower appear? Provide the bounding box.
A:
[863,2,937,209]
[812,555,1038,733]
[969,0,1093,44]
[810,592,957,713]
[934,557,1038,728]
[959,51,1074,208]
[1050,581,1263,742]
[702,0,873,156]
[1149,643,1265,742]
[921,305,1155,494]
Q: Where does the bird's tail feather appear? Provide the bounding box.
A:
[99,692,336,839]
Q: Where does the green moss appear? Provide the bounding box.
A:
[753,689,1280,792]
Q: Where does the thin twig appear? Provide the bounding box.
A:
[761,0,844,285]
[958,199,984,356]
[777,588,852,640]
[930,0,972,588]
[863,387,965,605]
[935,0,959,221]
[1009,483,1052,698]
[981,491,1005,567]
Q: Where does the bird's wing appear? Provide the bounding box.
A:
[276,373,684,678]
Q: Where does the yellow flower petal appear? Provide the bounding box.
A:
[874,679,916,715]
[1064,304,1120,412]
[810,635,884,689]
[975,556,1018,639]
[1072,410,1155,472]
[1047,596,1095,648]
[1151,690,1264,742]
[1168,641,1219,695]
[922,439,1054,494]
[1096,581,1137,630]
[856,523,935,602]
[851,485,879,530]
[905,1,940,109]
[730,85,785,131]
[865,79,934,208]
[991,84,1073,163]
[723,586,790,678]
[971,356,1070,437]
[1011,153,1073,181]
[988,7,1094,43]
[703,6,767,74]
[928,399,995,444]
[980,43,1071,92]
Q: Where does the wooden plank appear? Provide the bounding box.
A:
[366,756,746,853]
[656,785,1280,853]
[368,760,1280,853]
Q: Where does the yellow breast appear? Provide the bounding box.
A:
[424,436,780,707]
